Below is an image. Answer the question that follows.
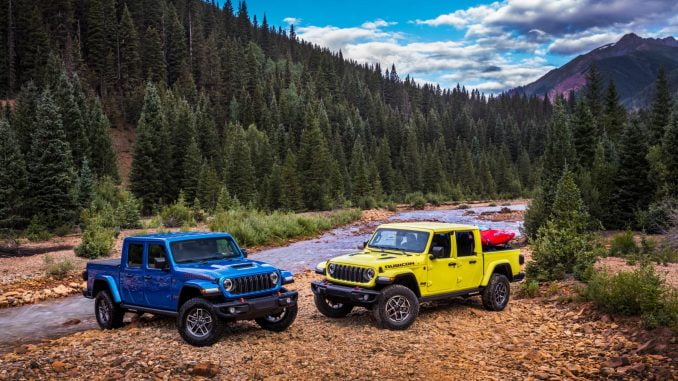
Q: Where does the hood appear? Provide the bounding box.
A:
[329,250,425,269]
[175,258,278,281]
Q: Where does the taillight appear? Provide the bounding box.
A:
[519,255,525,265]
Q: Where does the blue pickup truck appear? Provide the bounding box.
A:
[82,232,298,346]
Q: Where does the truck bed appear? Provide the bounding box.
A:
[87,258,120,267]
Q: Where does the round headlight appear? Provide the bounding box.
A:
[328,263,336,275]
[223,278,233,292]
[364,268,375,281]
[270,272,279,284]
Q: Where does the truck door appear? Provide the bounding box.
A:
[143,243,174,310]
[453,231,484,290]
[121,242,145,305]
[426,232,456,294]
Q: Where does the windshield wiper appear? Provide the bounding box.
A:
[372,245,411,256]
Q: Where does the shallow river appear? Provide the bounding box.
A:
[0,204,524,352]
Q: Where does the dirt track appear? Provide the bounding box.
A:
[1,272,675,380]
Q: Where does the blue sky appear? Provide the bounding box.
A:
[238,0,678,93]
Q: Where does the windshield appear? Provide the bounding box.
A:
[171,237,241,264]
[368,229,430,253]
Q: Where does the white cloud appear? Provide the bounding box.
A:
[283,17,301,25]
[548,29,624,54]
[361,19,397,30]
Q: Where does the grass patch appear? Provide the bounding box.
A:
[209,208,361,247]
[43,255,75,279]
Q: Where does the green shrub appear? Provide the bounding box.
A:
[609,230,638,257]
[526,221,602,281]
[636,198,677,234]
[519,280,540,298]
[75,219,115,259]
[159,195,196,228]
[386,202,398,212]
[209,208,361,247]
[43,255,75,279]
[26,215,52,242]
[53,225,72,237]
[356,196,377,210]
[584,266,678,329]
[424,193,445,206]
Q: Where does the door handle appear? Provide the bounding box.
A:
[125,274,133,278]
[469,260,477,264]
[143,275,151,280]
[448,263,457,267]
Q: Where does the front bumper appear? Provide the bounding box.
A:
[213,290,298,320]
[311,280,381,304]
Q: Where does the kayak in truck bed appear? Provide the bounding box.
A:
[480,229,515,246]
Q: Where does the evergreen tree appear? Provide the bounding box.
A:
[18,6,50,85]
[54,72,88,166]
[298,118,333,210]
[550,169,589,233]
[12,82,40,155]
[142,26,166,83]
[0,119,28,228]
[86,0,106,87]
[182,137,203,202]
[118,5,142,93]
[662,108,678,197]
[86,98,118,179]
[584,64,603,121]
[350,141,372,205]
[650,67,673,142]
[601,80,626,140]
[27,90,77,228]
[279,150,303,211]
[197,162,220,210]
[572,100,596,168]
[130,83,165,212]
[77,158,94,209]
[226,126,256,204]
[165,6,188,86]
[610,120,652,228]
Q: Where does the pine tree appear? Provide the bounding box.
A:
[182,137,202,202]
[77,158,94,209]
[350,141,372,205]
[550,169,589,232]
[601,80,626,140]
[18,6,50,85]
[27,90,77,228]
[226,126,256,204]
[12,82,40,155]
[610,119,652,228]
[650,67,673,142]
[86,0,106,87]
[54,72,88,166]
[130,83,165,212]
[119,5,142,93]
[279,150,303,211]
[165,6,188,86]
[142,26,166,84]
[0,119,28,228]
[662,108,678,197]
[197,162,220,211]
[86,98,118,179]
[572,100,596,168]
[584,64,603,121]
[298,118,333,210]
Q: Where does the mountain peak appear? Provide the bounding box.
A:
[510,33,678,108]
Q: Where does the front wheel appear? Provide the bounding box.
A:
[255,304,298,332]
[482,273,510,311]
[95,290,125,329]
[314,294,354,318]
[177,298,225,347]
[373,285,419,330]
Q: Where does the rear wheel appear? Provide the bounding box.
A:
[177,298,225,347]
[314,295,354,318]
[255,304,298,332]
[373,285,419,330]
[482,273,510,311]
[95,290,125,329]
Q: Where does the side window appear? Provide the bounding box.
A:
[147,244,167,269]
[455,232,476,257]
[127,243,144,267]
[430,233,451,258]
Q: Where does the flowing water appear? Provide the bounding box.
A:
[0,204,525,352]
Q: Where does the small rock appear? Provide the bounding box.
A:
[52,361,67,372]
[603,356,630,368]
[192,362,220,378]
[62,318,81,327]
[14,345,29,354]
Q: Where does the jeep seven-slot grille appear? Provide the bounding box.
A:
[231,274,274,294]
[331,264,368,283]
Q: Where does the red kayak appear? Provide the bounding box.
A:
[480,229,515,246]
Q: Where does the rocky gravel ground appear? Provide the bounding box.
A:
[1,272,675,381]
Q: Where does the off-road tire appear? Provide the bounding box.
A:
[314,294,354,318]
[95,290,125,329]
[255,304,298,332]
[373,285,419,330]
[177,298,225,347]
[482,273,510,311]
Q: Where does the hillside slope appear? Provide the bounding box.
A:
[511,33,678,108]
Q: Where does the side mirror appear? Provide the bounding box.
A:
[241,248,248,258]
[153,256,169,271]
[430,246,445,259]
[358,241,368,250]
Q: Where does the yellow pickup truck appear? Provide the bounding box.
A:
[311,222,524,329]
